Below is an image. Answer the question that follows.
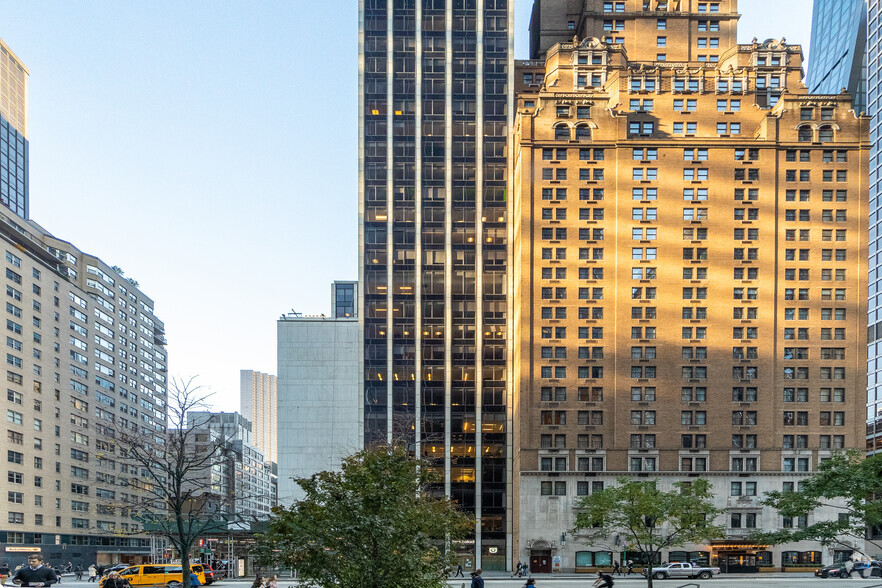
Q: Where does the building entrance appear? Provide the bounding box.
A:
[530,550,552,574]
[721,553,758,573]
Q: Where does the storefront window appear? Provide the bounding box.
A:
[576,552,594,567]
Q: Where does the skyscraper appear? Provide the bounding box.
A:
[866,0,882,458]
[358,0,514,571]
[0,38,28,218]
[808,0,868,113]
[515,0,869,573]
[240,370,278,464]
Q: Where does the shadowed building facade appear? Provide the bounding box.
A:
[358,0,514,571]
[865,0,882,461]
[514,0,869,573]
[808,0,868,113]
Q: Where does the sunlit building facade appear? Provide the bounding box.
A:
[514,0,870,573]
[240,370,277,464]
[0,210,168,564]
[0,38,28,218]
[358,0,514,571]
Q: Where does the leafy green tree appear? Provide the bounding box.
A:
[757,449,882,557]
[255,445,471,588]
[573,478,725,588]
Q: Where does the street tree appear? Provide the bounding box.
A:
[573,477,725,588]
[255,444,471,588]
[757,449,882,557]
[114,378,248,588]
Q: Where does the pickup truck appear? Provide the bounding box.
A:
[645,562,722,580]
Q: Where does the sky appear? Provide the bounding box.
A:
[2,0,814,412]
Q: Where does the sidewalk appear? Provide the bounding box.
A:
[450,570,818,579]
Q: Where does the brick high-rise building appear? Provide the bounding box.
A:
[513,0,869,574]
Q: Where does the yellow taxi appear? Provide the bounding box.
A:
[100,564,208,588]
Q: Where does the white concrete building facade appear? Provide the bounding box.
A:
[276,286,360,504]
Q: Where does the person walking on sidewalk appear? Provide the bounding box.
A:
[470,568,484,588]
[627,560,634,575]
[454,563,464,578]
[11,554,58,587]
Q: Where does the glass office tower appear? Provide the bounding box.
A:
[0,38,28,218]
[808,0,868,113]
[358,0,513,571]
[867,0,882,454]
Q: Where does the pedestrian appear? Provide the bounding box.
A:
[87,566,97,583]
[523,578,537,587]
[523,563,529,577]
[249,575,263,588]
[454,563,464,578]
[470,568,484,588]
[11,554,58,587]
[627,560,634,575]
[101,572,129,588]
[265,575,277,588]
[74,567,83,581]
[612,561,621,576]
[52,565,61,584]
[593,570,615,588]
[0,563,10,584]
[96,566,105,579]
[512,560,522,578]
[188,571,200,587]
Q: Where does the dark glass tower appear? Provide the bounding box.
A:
[358,0,513,571]
[808,0,868,113]
[0,39,28,219]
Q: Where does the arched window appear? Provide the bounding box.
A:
[555,125,571,141]
[818,125,834,142]
[797,126,813,142]
[575,125,592,141]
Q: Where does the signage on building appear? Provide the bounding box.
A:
[6,547,40,552]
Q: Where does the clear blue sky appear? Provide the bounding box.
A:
[2,0,813,411]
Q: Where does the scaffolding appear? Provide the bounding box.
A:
[147,532,253,578]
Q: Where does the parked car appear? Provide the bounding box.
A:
[814,564,843,578]
[645,562,722,580]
